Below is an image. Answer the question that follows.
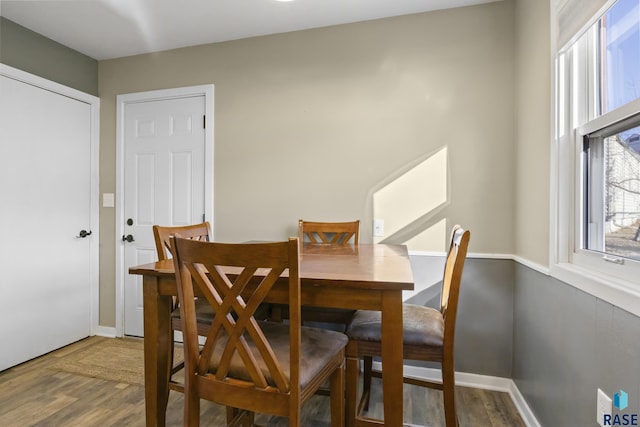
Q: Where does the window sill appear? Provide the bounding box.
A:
[550,262,640,316]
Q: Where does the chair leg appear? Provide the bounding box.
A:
[290,406,301,427]
[362,356,373,411]
[169,332,175,381]
[441,363,458,427]
[329,359,345,427]
[184,383,200,427]
[270,305,283,323]
[345,356,359,427]
[243,411,254,427]
[226,407,238,426]
[226,407,254,427]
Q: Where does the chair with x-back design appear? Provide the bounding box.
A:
[298,219,360,246]
[170,237,347,426]
[152,222,214,395]
[290,219,360,329]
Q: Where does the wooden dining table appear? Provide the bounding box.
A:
[128,242,414,426]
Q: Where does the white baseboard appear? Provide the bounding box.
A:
[506,378,541,427]
[373,362,541,427]
[92,325,117,338]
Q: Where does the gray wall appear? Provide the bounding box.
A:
[513,263,640,426]
[0,17,98,95]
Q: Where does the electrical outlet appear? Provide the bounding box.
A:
[373,219,384,237]
[597,388,612,427]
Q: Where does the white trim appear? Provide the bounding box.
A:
[408,251,551,276]
[556,0,614,50]
[0,63,97,103]
[411,250,640,316]
[511,255,551,276]
[115,84,214,337]
[0,63,101,338]
[507,379,543,427]
[551,262,640,314]
[410,249,640,314]
[578,96,640,136]
[93,326,117,338]
[408,250,515,259]
[407,250,447,257]
[372,362,541,427]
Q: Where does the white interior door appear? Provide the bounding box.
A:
[123,95,206,337]
[0,72,96,371]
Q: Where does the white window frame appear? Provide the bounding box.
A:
[552,5,640,316]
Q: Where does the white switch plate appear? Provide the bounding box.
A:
[597,388,612,427]
[373,219,384,237]
[103,193,115,208]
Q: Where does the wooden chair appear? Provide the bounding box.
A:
[154,222,212,262]
[345,225,470,427]
[170,237,347,426]
[270,220,360,329]
[298,219,360,245]
[293,219,360,329]
[152,222,215,394]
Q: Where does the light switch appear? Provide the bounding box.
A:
[103,193,115,208]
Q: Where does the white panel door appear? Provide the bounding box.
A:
[0,75,92,370]
[123,95,206,337]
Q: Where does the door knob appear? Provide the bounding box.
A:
[76,229,92,238]
[122,234,135,243]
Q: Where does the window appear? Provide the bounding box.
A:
[601,0,640,114]
[584,118,640,261]
[555,0,640,300]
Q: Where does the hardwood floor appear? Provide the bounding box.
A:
[0,337,526,426]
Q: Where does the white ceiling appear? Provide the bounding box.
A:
[0,0,499,61]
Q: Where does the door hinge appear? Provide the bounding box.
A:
[203,115,206,129]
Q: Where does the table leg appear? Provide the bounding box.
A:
[143,276,173,427]
[381,290,404,426]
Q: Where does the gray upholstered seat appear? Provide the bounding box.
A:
[207,321,348,388]
[171,298,214,323]
[171,298,270,324]
[346,304,444,347]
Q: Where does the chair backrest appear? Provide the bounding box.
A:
[298,219,360,245]
[170,237,302,398]
[152,222,211,260]
[440,225,470,345]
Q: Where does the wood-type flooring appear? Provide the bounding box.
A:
[0,336,526,426]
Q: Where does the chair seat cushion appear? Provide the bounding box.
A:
[302,306,356,321]
[346,304,444,347]
[171,298,214,324]
[206,321,348,389]
[172,299,271,323]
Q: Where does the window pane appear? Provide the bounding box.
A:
[586,123,640,260]
[601,0,640,113]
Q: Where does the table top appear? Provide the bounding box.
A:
[129,243,414,291]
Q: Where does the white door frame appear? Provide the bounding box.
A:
[0,63,101,335]
[115,85,214,337]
